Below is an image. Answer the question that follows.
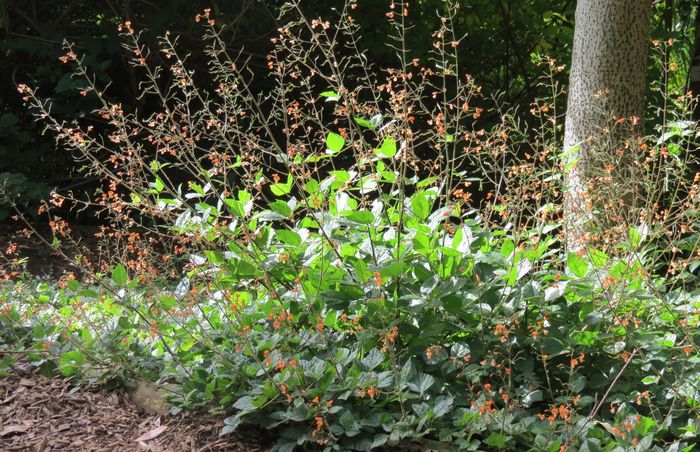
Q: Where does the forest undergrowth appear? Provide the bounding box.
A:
[2,2,700,450]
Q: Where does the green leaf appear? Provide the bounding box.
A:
[413,232,431,253]
[160,295,176,309]
[221,413,245,435]
[589,248,608,268]
[324,310,338,328]
[270,183,291,196]
[305,179,319,194]
[204,250,225,265]
[376,371,394,389]
[224,199,245,217]
[416,176,437,188]
[433,395,453,418]
[268,200,292,217]
[233,395,257,412]
[342,210,374,224]
[485,433,508,448]
[522,389,543,408]
[59,351,85,376]
[500,239,515,258]
[562,144,580,172]
[379,262,404,278]
[354,116,375,129]
[275,229,301,246]
[571,330,598,346]
[371,434,388,448]
[112,263,127,286]
[400,359,416,387]
[0,355,16,377]
[635,416,655,435]
[190,183,205,195]
[154,176,165,192]
[276,442,297,452]
[67,279,80,291]
[79,289,99,299]
[270,175,293,197]
[408,373,435,396]
[628,226,642,248]
[238,190,252,204]
[375,136,397,158]
[567,252,588,278]
[326,132,345,153]
[362,348,385,370]
[320,91,340,101]
[329,170,351,187]
[411,193,430,220]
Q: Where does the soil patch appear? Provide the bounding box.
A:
[0,360,269,451]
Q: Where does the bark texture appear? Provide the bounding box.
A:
[689,6,700,120]
[563,0,653,251]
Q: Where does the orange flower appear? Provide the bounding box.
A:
[636,390,650,405]
[311,416,324,437]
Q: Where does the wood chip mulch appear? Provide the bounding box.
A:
[0,360,270,451]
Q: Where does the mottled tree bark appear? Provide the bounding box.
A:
[688,6,700,120]
[563,0,653,251]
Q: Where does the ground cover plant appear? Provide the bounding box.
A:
[2,1,700,450]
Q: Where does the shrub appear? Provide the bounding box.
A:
[3,1,700,450]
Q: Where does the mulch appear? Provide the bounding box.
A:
[0,360,270,451]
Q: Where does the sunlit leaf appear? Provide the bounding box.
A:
[326,132,345,153]
[112,263,127,286]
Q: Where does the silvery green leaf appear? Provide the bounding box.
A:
[433,395,453,418]
[175,210,191,228]
[175,277,190,298]
[233,395,256,411]
[189,254,206,266]
[412,402,430,417]
[253,211,288,222]
[362,348,385,370]
[544,282,567,301]
[517,259,532,280]
[369,114,383,128]
[408,373,435,395]
[522,389,543,408]
[336,191,350,213]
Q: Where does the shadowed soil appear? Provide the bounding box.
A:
[0,360,269,451]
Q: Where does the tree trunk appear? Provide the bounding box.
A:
[563,0,653,251]
[688,5,700,120]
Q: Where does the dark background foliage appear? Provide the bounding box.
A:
[0,0,696,220]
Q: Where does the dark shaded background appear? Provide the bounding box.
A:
[0,0,695,221]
